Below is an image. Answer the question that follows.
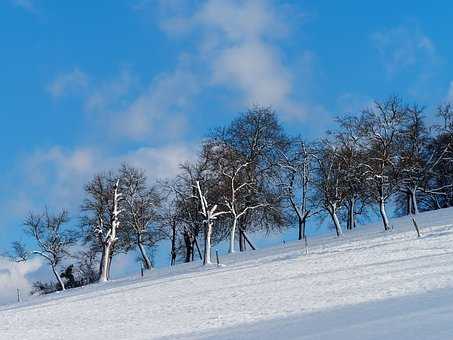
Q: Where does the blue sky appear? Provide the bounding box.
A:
[1,0,453,300]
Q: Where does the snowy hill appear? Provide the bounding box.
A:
[1,208,453,339]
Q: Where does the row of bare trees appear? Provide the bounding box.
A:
[11,98,453,293]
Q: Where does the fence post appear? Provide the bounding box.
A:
[17,288,21,303]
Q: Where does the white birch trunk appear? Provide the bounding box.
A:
[51,264,65,291]
[138,239,152,270]
[203,221,213,265]
[379,198,390,231]
[196,181,226,265]
[328,203,343,237]
[331,210,343,237]
[229,217,238,253]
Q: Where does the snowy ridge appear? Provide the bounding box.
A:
[1,208,453,339]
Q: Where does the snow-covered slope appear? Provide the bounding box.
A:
[1,208,453,339]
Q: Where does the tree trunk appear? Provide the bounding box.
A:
[298,216,304,240]
[330,209,343,237]
[183,231,193,263]
[239,227,245,252]
[406,192,413,215]
[193,236,203,260]
[191,242,195,261]
[137,236,152,270]
[107,247,114,280]
[51,264,65,291]
[379,198,391,231]
[203,222,213,265]
[348,197,355,231]
[171,223,177,266]
[297,210,309,240]
[99,243,111,282]
[229,217,238,253]
[411,215,421,237]
[410,190,419,215]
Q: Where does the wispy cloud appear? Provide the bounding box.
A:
[50,63,196,141]
[47,68,89,98]
[107,62,198,140]
[48,1,312,141]
[11,0,38,14]
[371,23,437,76]
[85,68,137,114]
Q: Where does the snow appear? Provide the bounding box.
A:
[1,208,453,339]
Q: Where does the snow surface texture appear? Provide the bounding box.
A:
[1,208,453,339]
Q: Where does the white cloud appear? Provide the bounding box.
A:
[120,144,198,179]
[194,0,287,43]
[0,257,43,305]
[47,69,89,98]
[153,0,307,120]
[372,24,437,76]
[196,0,296,112]
[212,42,291,106]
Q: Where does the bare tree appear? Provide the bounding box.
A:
[157,194,180,265]
[203,139,269,253]
[170,146,232,265]
[357,97,407,231]
[165,164,208,263]
[313,141,347,237]
[14,208,75,291]
[120,164,161,270]
[396,104,452,215]
[211,106,288,249]
[276,138,316,241]
[334,116,370,230]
